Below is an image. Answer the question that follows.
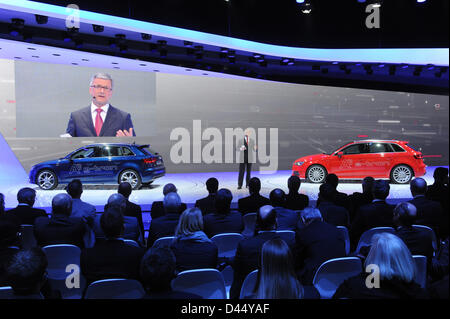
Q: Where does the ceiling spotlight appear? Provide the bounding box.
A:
[141,33,151,40]
[9,18,25,37]
[35,14,48,25]
[92,24,104,32]
[227,50,236,58]
[280,58,294,66]
[299,1,313,14]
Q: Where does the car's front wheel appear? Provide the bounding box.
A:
[306,165,327,183]
[36,170,58,190]
[119,169,142,190]
[390,165,413,184]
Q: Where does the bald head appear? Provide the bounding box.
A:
[256,205,277,232]
[52,193,72,216]
[410,178,427,196]
[394,202,417,227]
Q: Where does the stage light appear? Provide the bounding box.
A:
[417,0,426,3]
[280,58,294,66]
[92,24,104,32]
[298,0,313,14]
[35,14,48,25]
[9,18,25,37]
[227,50,236,58]
[141,33,151,40]
[426,64,435,71]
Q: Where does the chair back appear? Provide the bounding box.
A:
[336,226,350,255]
[356,227,395,253]
[412,225,438,252]
[123,239,140,247]
[0,286,14,299]
[84,278,145,299]
[312,257,363,299]
[171,268,226,299]
[412,255,427,289]
[242,213,257,237]
[20,224,37,249]
[152,236,175,248]
[211,233,244,258]
[239,269,258,299]
[276,230,295,244]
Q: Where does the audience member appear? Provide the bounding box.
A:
[0,216,21,286]
[34,193,86,248]
[140,247,202,299]
[80,208,145,285]
[5,188,47,225]
[147,192,183,247]
[117,182,145,238]
[317,183,350,228]
[203,188,243,237]
[170,208,218,273]
[238,177,270,215]
[333,233,429,299]
[295,208,346,285]
[270,188,299,231]
[284,176,309,211]
[429,238,449,299]
[151,183,187,219]
[316,174,352,212]
[426,167,449,239]
[0,193,5,216]
[348,176,374,223]
[195,177,219,215]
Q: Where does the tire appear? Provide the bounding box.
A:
[390,165,413,184]
[119,169,142,190]
[36,170,58,190]
[306,165,327,183]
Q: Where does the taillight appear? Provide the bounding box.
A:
[143,158,157,164]
[414,153,423,160]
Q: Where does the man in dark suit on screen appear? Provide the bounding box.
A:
[65,73,135,137]
[237,129,257,189]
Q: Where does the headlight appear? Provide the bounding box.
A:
[295,161,305,166]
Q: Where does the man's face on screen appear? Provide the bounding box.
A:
[89,78,113,106]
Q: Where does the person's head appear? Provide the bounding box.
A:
[107,193,127,213]
[163,192,182,214]
[52,193,72,216]
[301,207,322,226]
[365,233,416,283]
[17,188,36,207]
[433,167,449,184]
[257,239,303,299]
[287,176,301,193]
[393,202,417,228]
[215,188,232,214]
[318,183,335,202]
[269,189,285,207]
[7,248,48,295]
[206,178,219,194]
[244,128,252,137]
[118,182,132,199]
[66,179,83,199]
[325,174,339,189]
[175,208,204,237]
[100,208,124,239]
[163,183,178,196]
[372,180,390,200]
[410,178,427,197]
[0,193,5,215]
[140,247,176,293]
[362,176,375,194]
[248,177,261,195]
[0,216,21,248]
[89,73,113,107]
[256,205,277,233]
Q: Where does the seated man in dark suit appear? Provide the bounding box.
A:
[65,73,135,137]
[350,180,395,249]
[348,176,374,224]
[117,182,144,238]
[270,188,299,231]
[285,176,309,211]
[295,208,346,285]
[151,183,187,219]
[409,178,444,238]
[81,208,145,285]
[238,177,270,215]
[230,205,295,299]
[195,177,219,215]
[316,174,352,213]
[34,193,86,248]
[5,188,47,225]
[203,188,243,238]
[426,167,449,238]
[317,183,350,228]
[94,193,142,245]
[0,216,21,286]
[147,192,184,247]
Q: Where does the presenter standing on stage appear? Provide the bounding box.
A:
[237,129,257,189]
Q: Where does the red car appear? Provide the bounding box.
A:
[292,140,426,184]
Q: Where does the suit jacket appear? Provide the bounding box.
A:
[104,200,144,240]
[348,191,373,224]
[150,201,187,220]
[170,236,218,273]
[273,206,299,231]
[34,215,86,248]
[147,213,181,248]
[230,231,296,299]
[237,136,256,163]
[0,247,20,286]
[316,190,353,213]
[195,194,217,215]
[408,196,444,236]
[426,183,449,238]
[295,220,346,285]
[317,201,350,228]
[203,211,244,238]
[6,205,48,225]
[80,239,145,285]
[285,192,309,211]
[65,105,135,137]
[238,194,271,215]
[71,199,96,227]
[395,226,434,261]
[93,214,142,245]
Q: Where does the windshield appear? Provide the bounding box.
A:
[324,142,352,155]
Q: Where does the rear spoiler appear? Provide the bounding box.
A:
[137,144,150,149]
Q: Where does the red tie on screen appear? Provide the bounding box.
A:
[95,108,103,136]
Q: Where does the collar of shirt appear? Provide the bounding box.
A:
[91,102,109,124]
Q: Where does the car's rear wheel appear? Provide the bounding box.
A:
[306,165,327,183]
[36,170,58,190]
[119,169,142,189]
[390,165,413,184]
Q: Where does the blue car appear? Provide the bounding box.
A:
[29,143,165,190]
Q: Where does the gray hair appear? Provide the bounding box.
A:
[163,192,181,214]
[90,73,113,89]
[107,193,126,211]
[52,193,72,216]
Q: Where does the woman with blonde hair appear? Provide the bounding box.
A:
[170,208,218,272]
[333,232,429,299]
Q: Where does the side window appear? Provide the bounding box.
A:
[71,147,95,159]
[369,143,393,153]
[391,144,406,152]
[101,146,121,157]
[121,147,134,156]
[342,143,369,155]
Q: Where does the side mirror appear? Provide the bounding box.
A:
[337,151,344,158]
